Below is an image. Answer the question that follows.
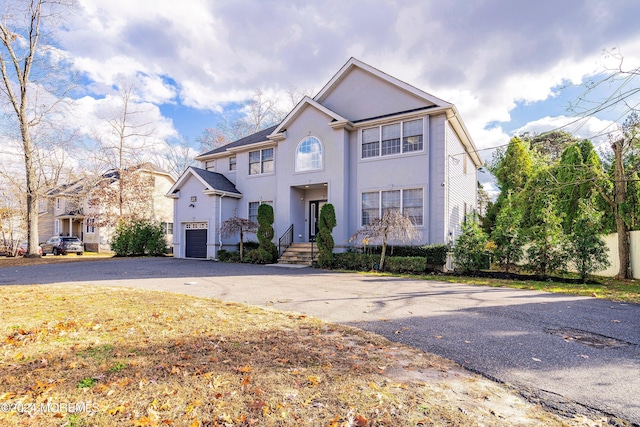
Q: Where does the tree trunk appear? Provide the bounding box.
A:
[24,129,40,257]
[379,235,387,271]
[612,139,632,279]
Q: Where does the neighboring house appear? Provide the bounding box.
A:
[39,164,175,252]
[167,58,482,259]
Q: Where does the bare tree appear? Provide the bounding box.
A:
[219,216,258,261]
[0,0,74,256]
[350,210,422,271]
[158,137,197,179]
[92,78,159,217]
[198,86,309,152]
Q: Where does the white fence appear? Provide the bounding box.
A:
[593,231,640,279]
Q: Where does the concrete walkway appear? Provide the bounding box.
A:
[2,257,639,424]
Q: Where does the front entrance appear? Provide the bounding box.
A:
[309,200,326,242]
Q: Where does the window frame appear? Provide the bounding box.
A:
[361,117,425,159]
[248,200,273,223]
[360,188,424,226]
[295,136,323,172]
[85,218,95,234]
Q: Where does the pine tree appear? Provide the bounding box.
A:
[490,192,524,272]
[566,201,610,282]
[526,197,567,278]
[453,212,488,273]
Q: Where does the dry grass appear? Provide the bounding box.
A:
[0,285,605,427]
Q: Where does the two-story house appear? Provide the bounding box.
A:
[167,58,481,259]
[39,164,175,252]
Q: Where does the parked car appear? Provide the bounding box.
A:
[17,241,43,256]
[41,236,84,256]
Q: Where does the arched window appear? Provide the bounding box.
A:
[295,136,323,172]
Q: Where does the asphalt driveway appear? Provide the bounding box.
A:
[2,257,639,424]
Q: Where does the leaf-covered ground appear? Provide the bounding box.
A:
[0,285,607,426]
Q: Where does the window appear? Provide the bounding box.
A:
[248,201,273,223]
[381,123,400,156]
[161,222,173,235]
[403,189,423,225]
[403,119,423,153]
[249,148,274,175]
[362,118,424,158]
[362,128,380,158]
[54,219,60,235]
[295,137,323,171]
[229,156,236,171]
[382,190,400,215]
[205,160,215,171]
[361,188,423,226]
[361,192,379,225]
[86,218,95,234]
[55,198,61,210]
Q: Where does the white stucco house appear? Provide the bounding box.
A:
[167,58,481,260]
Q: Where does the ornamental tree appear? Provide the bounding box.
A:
[350,210,421,271]
[220,216,258,261]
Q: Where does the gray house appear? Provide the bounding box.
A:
[167,58,481,260]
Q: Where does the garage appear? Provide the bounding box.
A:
[184,223,208,258]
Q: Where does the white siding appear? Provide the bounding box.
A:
[445,121,478,243]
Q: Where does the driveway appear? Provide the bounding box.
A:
[2,257,639,424]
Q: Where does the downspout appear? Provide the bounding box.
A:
[218,194,225,260]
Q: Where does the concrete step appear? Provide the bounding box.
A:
[278,243,318,266]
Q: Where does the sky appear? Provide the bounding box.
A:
[4,0,640,194]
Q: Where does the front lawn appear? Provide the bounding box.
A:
[0,285,593,426]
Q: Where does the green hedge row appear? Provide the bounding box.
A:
[357,244,449,265]
[333,253,429,274]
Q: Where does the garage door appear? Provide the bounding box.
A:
[185,228,207,258]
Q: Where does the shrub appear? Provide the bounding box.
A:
[316,203,336,268]
[333,253,426,274]
[453,213,489,273]
[217,249,240,263]
[382,256,426,274]
[256,204,277,264]
[424,244,449,266]
[110,219,167,257]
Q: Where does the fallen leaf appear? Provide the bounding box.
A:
[107,405,126,415]
[580,354,590,359]
[532,357,541,362]
[355,415,369,426]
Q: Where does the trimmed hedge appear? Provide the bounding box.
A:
[333,253,427,274]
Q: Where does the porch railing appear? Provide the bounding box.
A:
[278,224,294,257]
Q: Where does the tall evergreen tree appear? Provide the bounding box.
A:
[526,197,567,278]
[490,192,524,272]
[566,200,610,282]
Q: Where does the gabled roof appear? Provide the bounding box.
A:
[166,167,242,198]
[272,96,350,135]
[196,125,278,159]
[314,57,453,109]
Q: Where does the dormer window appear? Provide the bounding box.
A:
[295,137,323,172]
